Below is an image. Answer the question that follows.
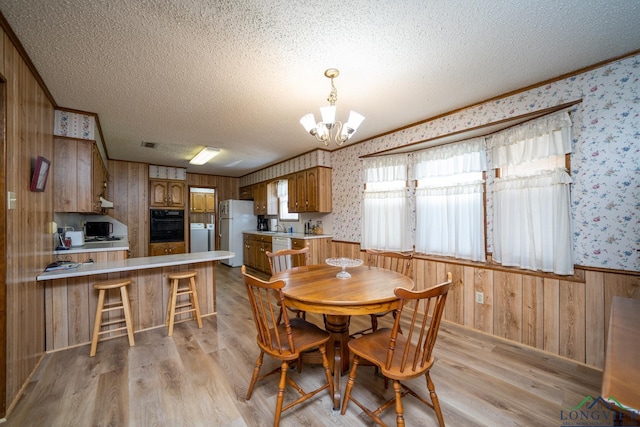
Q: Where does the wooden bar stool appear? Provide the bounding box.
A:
[90,278,135,357]
[166,270,203,336]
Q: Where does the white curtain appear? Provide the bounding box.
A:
[489,111,574,275]
[492,169,573,274]
[276,179,288,197]
[414,139,487,261]
[362,155,411,251]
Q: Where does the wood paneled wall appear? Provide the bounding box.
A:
[107,162,240,258]
[332,241,639,369]
[107,161,149,258]
[187,172,238,201]
[2,27,55,415]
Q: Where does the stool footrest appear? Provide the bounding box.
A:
[101,305,125,313]
[97,325,128,336]
[99,318,127,327]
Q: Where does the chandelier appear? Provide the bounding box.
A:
[300,68,365,146]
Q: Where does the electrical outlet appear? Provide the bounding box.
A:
[475,291,484,304]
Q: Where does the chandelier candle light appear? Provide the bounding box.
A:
[300,68,365,146]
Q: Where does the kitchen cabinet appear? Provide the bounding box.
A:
[253,182,267,215]
[243,234,272,274]
[288,167,332,213]
[252,181,278,216]
[54,137,109,213]
[291,237,332,265]
[205,193,216,212]
[149,241,186,256]
[239,185,253,200]
[190,192,215,213]
[150,180,186,208]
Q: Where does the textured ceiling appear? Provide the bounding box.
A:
[1,1,639,177]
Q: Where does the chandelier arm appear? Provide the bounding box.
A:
[333,121,348,146]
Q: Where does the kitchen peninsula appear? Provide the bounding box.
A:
[37,250,234,351]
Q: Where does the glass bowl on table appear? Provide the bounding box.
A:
[325,257,363,279]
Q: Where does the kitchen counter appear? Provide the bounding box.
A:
[54,239,129,255]
[38,250,235,351]
[37,250,234,280]
[243,230,332,240]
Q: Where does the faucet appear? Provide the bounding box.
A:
[275,224,287,233]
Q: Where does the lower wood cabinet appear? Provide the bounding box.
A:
[291,237,332,265]
[149,241,186,256]
[244,234,332,274]
[243,234,272,274]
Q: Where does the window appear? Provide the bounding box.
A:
[276,180,298,221]
[414,138,487,261]
[488,111,573,275]
[361,155,411,251]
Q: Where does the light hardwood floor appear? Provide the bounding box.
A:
[4,264,602,426]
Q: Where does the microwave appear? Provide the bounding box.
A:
[85,221,113,237]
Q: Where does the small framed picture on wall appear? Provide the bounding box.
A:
[30,156,51,192]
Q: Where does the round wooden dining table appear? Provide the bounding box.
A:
[273,263,414,409]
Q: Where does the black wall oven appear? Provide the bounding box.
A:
[150,209,185,243]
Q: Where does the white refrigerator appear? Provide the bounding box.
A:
[218,200,256,267]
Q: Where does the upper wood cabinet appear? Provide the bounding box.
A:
[288,167,332,213]
[205,193,216,212]
[239,185,253,200]
[252,182,278,216]
[190,192,215,213]
[54,137,109,213]
[150,180,185,208]
[253,182,267,215]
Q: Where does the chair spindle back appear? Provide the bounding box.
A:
[386,272,452,374]
[242,266,294,355]
[266,247,310,276]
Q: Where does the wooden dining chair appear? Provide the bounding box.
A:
[266,247,310,323]
[241,266,333,426]
[266,246,310,273]
[341,272,452,427]
[350,249,414,338]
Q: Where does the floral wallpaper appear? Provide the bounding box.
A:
[54,110,95,139]
[331,54,639,273]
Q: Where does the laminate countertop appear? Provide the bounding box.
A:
[243,231,332,240]
[37,250,234,281]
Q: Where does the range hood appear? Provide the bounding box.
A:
[100,197,114,209]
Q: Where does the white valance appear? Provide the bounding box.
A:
[362,155,408,182]
[416,181,485,197]
[487,111,572,167]
[493,168,572,192]
[414,138,487,179]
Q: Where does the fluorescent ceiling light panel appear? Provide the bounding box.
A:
[189,147,220,165]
